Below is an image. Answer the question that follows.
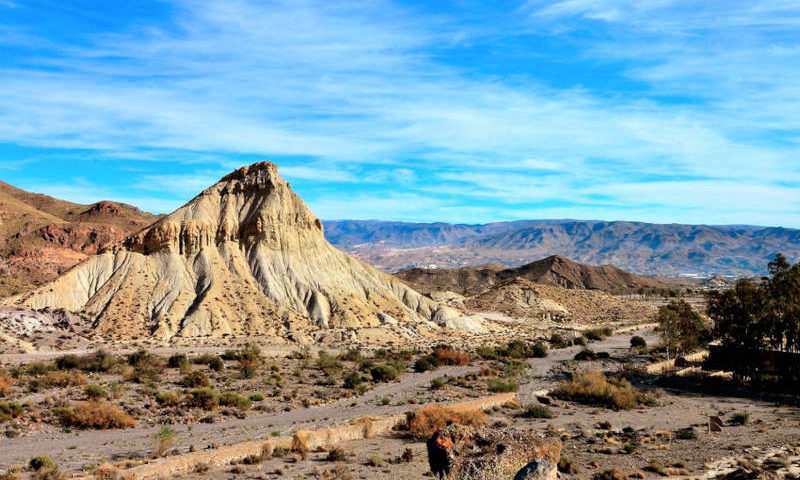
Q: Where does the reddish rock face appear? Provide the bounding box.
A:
[0,179,159,297]
[84,201,123,216]
[39,223,126,254]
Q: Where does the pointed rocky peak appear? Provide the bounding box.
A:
[120,161,323,255]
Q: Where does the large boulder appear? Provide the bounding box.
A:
[514,459,557,480]
[426,424,562,479]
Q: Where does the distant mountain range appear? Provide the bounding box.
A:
[323,220,800,276]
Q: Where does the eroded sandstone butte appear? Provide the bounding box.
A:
[6,162,454,341]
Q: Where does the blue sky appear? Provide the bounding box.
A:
[1,0,799,226]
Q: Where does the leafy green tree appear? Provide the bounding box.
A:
[656,300,711,359]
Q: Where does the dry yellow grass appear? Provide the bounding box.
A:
[406,405,486,439]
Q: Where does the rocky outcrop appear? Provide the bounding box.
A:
[39,223,126,253]
[514,460,558,480]
[426,424,562,480]
[6,162,474,341]
[0,180,158,297]
[465,277,654,325]
[396,255,664,296]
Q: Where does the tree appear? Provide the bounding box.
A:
[656,300,711,359]
[706,254,800,388]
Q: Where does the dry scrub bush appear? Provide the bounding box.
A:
[93,463,118,480]
[261,441,274,460]
[0,374,13,396]
[434,347,469,366]
[31,371,87,390]
[60,400,136,429]
[552,370,651,410]
[292,430,311,454]
[406,405,486,439]
[0,465,23,480]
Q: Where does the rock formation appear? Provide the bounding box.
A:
[396,255,663,296]
[465,278,653,325]
[0,180,158,296]
[426,424,562,479]
[5,162,458,341]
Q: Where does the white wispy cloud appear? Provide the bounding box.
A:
[0,0,797,224]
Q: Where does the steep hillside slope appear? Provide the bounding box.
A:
[0,180,159,296]
[465,278,653,325]
[5,163,456,342]
[395,255,662,296]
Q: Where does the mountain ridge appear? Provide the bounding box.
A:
[395,254,663,296]
[323,219,800,276]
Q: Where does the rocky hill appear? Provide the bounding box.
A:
[324,220,800,276]
[4,163,471,343]
[0,180,160,296]
[465,278,653,325]
[395,255,663,296]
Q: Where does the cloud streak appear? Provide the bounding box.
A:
[0,0,797,225]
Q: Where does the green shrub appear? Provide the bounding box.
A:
[370,364,398,382]
[343,372,363,389]
[531,342,548,358]
[29,455,57,472]
[573,336,587,346]
[583,327,613,341]
[249,393,265,402]
[316,352,342,374]
[80,350,115,372]
[503,360,527,377]
[219,392,251,410]
[0,401,24,421]
[55,354,80,370]
[84,384,107,400]
[574,348,597,361]
[732,412,750,425]
[155,391,180,407]
[26,362,50,376]
[549,333,572,348]
[430,377,445,390]
[127,350,165,371]
[167,354,188,369]
[381,396,391,405]
[487,378,519,393]
[153,426,177,458]
[339,349,363,362]
[476,346,498,360]
[520,403,552,418]
[623,443,636,454]
[181,371,210,388]
[187,388,218,410]
[238,349,260,378]
[675,427,696,439]
[630,336,647,349]
[414,355,441,373]
[193,354,224,372]
[501,340,529,358]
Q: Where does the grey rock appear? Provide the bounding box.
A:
[514,459,557,480]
